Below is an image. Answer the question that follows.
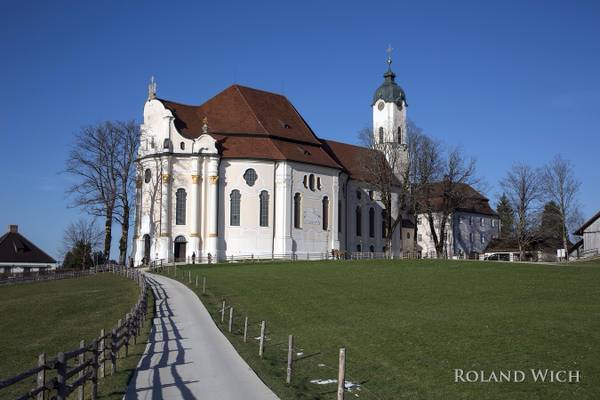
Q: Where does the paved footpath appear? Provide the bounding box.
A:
[125,273,279,400]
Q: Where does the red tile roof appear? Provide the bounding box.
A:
[417,182,497,216]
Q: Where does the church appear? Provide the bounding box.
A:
[132,56,412,264]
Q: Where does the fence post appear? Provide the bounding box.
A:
[228,307,234,333]
[91,339,98,400]
[337,348,346,400]
[286,335,294,384]
[221,300,226,322]
[111,328,117,375]
[124,315,130,357]
[188,271,191,284]
[36,353,46,400]
[99,329,105,378]
[78,340,85,400]
[202,276,206,294]
[243,317,248,343]
[259,321,266,358]
[56,352,67,400]
[195,275,198,288]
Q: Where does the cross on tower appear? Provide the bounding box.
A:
[386,44,393,66]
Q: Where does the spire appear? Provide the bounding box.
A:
[148,76,157,101]
[384,44,396,81]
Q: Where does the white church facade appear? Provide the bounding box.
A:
[132,59,412,264]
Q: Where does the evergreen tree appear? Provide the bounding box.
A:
[496,193,515,239]
[539,201,564,249]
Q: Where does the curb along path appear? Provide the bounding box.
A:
[125,273,279,400]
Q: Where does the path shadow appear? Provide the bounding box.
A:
[126,276,199,400]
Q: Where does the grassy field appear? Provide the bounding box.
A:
[161,259,600,400]
[0,273,146,399]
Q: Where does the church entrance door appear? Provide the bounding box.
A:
[174,236,187,262]
[143,235,151,264]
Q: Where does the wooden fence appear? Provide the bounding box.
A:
[0,268,149,400]
[0,264,131,286]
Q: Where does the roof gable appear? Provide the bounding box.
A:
[0,231,56,264]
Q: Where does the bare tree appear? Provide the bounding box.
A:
[414,144,479,258]
[61,219,103,269]
[112,121,140,265]
[357,127,410,253]
[542,154,581,260]
[501,164,543,259]
[65,122,119,260]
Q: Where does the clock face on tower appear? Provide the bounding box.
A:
[377,101,385,111]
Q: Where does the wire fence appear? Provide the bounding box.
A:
[0,264,131,286]
[0,267,150,400]
[150,263,384,400]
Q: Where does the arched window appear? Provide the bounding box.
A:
[175,189,187,225]
[243,169,257,186]
[309,174,315,191]
[356,206,362,236]
[338,199,342,233]
[322,196,329,231]
[259,191,269,227]
[144,169,151,183]
[369,207,375,238]
[356,190,362,200]
[303,175,308,188]
[369,245,375,253]
[357,244,362,252]
[382,210,388,238]
[378,127,384,143]
[230,190,241,226]
[294,193,302,229]
[317,177,322,190]
[397,126,402,143]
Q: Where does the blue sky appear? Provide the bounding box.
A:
[1,0,599,259]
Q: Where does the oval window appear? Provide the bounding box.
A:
[180,141,185,150]
[243,169,258,186]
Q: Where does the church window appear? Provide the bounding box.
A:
[480,217,484,226]
[309,174,315,191]
[397,126,402,143]
[259,191,269,227]
[382,210,388,238]
[180,141,185,150]
[407,231,411,239]
[469,216,473,226]
[356,206,362,236]
[338,199,342,233]
[469,232,474,243]
[369,190,374,200]
[357,244,362,252]
[317,177,322,190]
[303,175,308,188]
[322,197,329,230]
[369,207,375,237]
[163,138,171,149]
[175,189,187,225]
[492,219,496,228]
[243,169,257,186]
[230,190,241,226]
[480,233,485,244]
[418,234,422,242]
[356,190,362,200]
[370,245,375,253]
[294,193,302,229]
[378,127,384,143]
[144,169,151,184]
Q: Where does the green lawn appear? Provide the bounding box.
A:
[0,273,142,399]
[161,259,600,400]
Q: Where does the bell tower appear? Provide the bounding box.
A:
[372,46,408,149]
